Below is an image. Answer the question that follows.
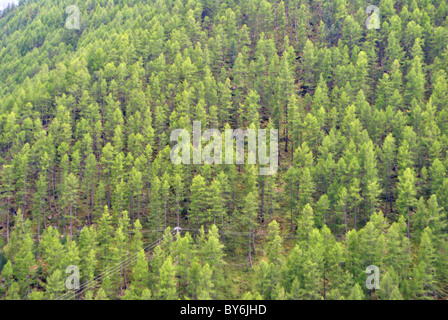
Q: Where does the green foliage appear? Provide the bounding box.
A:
[0,0,447,301]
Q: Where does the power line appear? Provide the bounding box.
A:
[58,229,179,300]
[58,228,180,300]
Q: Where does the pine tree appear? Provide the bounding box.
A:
[62,173,79,241]
[13,220,36,292]
[363,140,382,217]
[173,173,184,228]
[209,178,225,227]
[132,219,144,255]
[156,256,177,300]
[161,175,170,229]
[241,192,258,267]
[298,168,315,211]
[302,39,316,88]
[378,269,403,300]
[397,168,417,239]
[297,204,314,243]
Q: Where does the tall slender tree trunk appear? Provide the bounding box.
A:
[70,205,73,241]
[45,188,49,229]
[291,141,294,162]
[137,195,140,221]
[38,214,41,240]
[344,207,348,234]
[177,200,180,228]
[164,195,167,230]
[22,177,27,222]
[6,210,10,243]
[407,207,410,240]
[260,180,265,222]
[91,186,94,224]
[323,266,326,300]
[252,228,256,254]
[248,232,252,267]
[86,192,90,225]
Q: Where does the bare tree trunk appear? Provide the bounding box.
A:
[248,232,252,267]
[137,195,140,221]
[164,195,167,229]
[86,192,90,225]
[129,194,133,222]
[107,178,111,209]
[291,140,294,162]
[344,207,348,234]
[323,266,326,300]
[44,189,48,229]
[6,210,10,243]
[260,180,265,222]
[91,186,94,224]
[38,215,41,241]
[407,208,410,240]
[123,254,128,290]
[252,228,256,254]
[177,200,180,228]
[221,212,225,245]
[295,18,298,42]
[22,178,27,222]
[197,201,200,234]
[70,205,73,241]
[232,191,236,214]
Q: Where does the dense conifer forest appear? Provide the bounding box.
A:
[0,0,447,300]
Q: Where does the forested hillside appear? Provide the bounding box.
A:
[0,0,447,300]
